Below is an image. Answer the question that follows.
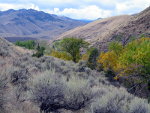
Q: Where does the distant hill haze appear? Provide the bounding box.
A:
[57,6,150,49]
[0,9,87,41]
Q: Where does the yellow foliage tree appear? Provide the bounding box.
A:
[50,50,72,61]
[97,51,119,72]
[97,37,150,80]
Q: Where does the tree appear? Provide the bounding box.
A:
[32,43,45,58]
[108,41,123,54]
[97,37,150,96]
[50,50,72,61]
[60,38,89,63]
[87,48,99,69]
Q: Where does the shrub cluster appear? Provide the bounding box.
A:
[32,44,45,58]
[30,70,92,113]
[91,87,150,113]
[29,69,150,113]
[15,40,36,50]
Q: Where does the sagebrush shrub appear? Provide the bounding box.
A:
[0,76,7,113]
[91,86,150,113]
[30,70,92,112]
[129,99,150,113]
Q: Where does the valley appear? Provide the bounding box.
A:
[0,5,150,113]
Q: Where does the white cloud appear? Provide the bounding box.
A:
[0,0,149,20]
[0,3,40,11]
[47,5,112,20]
[115,0,150,14]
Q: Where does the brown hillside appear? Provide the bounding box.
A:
[57,7,150,49]
[57,15,132,44]
[111,6,150,44]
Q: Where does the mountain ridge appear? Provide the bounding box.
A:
[0,9,87,41]
[57,6,150,50]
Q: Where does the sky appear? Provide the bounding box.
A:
[0,0,149,20]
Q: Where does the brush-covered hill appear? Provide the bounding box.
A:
[0,9,87,41]
[0,37,150,113]
[57,6,150,49]
[57,15,131,43]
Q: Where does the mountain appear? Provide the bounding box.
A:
[77,19,95,23]
[57,6,150,49]
[0,9,87,41]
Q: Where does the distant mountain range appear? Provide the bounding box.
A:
[1,7,149,46]
[57,6,150,50]
[0,9,88,41]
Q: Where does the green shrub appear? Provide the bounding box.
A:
[87,48,99,70]
[32,44,45,58]
[15,40,36,49]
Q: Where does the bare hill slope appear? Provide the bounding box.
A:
[57,7,150,48]
[57,15,131,43]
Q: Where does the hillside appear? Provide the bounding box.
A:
[1,38,150,113]
[57,15,131,42]
[57,6,150,49]
[111,6,150,43]
[0,9,87,41]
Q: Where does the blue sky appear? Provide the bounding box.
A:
[0,0,149,20]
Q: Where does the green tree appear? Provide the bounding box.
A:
[87,48,99,69]
[60,38,89,63]
[32,43,45,58]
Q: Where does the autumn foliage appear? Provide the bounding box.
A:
[50,50,72,61]
[97,38,150,80]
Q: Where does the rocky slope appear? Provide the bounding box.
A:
[0,9,87,41]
